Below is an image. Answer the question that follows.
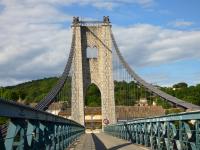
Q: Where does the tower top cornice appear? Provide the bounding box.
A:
[72,16,111,27]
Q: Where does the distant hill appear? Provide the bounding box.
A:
[1,77,200,107]
[1,77,59,103]
[160,83,200,106]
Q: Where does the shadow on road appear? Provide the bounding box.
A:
[91,133,107,150]
[108,143,132,150]
[91,133,133,150]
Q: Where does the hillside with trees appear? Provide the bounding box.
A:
[0,77,59,104]
[161,82,200,106]
[0,77,200,108]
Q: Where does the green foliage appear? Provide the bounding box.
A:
[1,77,59,103]
[85,81,138,107]
[2,90,18,100]
[1,79,200,126]
[165,108,184,114]
[85,84,101,107]
[162,82,200,106]
[155,97,172,109]
[114,81,137,106]
[0,117,9,125]
[1,78,200,109]
[173,82,188,88]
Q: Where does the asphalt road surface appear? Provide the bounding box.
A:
[68,133,150,150]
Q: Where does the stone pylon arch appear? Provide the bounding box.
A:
[71,17,116,127]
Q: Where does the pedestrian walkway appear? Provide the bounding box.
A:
[68,133,150,150]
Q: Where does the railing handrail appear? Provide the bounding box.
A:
[0,98,84,128]
[110,110,200,125]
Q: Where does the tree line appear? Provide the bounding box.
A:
[0,77,200,108]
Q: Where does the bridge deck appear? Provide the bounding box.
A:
[69,133,149,150]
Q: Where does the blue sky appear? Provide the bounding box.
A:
[0,0,200,86]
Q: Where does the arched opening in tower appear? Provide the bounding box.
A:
[84,83,102,131]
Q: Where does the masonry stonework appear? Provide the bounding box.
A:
[71,17,116,127]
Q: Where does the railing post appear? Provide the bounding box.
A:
[144,122,149,147]
[66,125,69,147]
[177,120,183,150]
[196,120,200,150]
[35,123,40,148]
[18,127,25,150]
[39,122,46,148]
[50,124,55,150]
[160,122,166,149]
[4,120,19,150]
[150,122,156,150]
[141,123,145,145]
[166,122,177,150]
[61,125,64,150]
[120,125,122,139]
[130,124,134,143]
[156,122,161,150]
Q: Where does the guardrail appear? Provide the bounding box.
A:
[0,99,85,150]
[105,111,200,150]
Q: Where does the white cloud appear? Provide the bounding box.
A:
[129,0,155,7]
[113,24,200,67]
[0,0,73,86]
[89,0,155,10]
[113,24,200,85]
[0,0,199,86]
[169,20,194,27]
[25,0,155,10]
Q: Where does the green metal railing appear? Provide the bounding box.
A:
[0,99,85,150]
[105,111,200,150]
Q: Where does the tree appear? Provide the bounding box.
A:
[3,90,18,100]
[85,84,101,107]
[1,77,200,108]
[173,82,188,88]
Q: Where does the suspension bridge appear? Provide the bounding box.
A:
[0,16,200,150]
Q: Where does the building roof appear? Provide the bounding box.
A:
[58,105,165,120]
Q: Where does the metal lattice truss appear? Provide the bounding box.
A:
[105,111,200,149]
[0,98,84,150]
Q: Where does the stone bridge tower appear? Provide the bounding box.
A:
[71,16,116,127]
